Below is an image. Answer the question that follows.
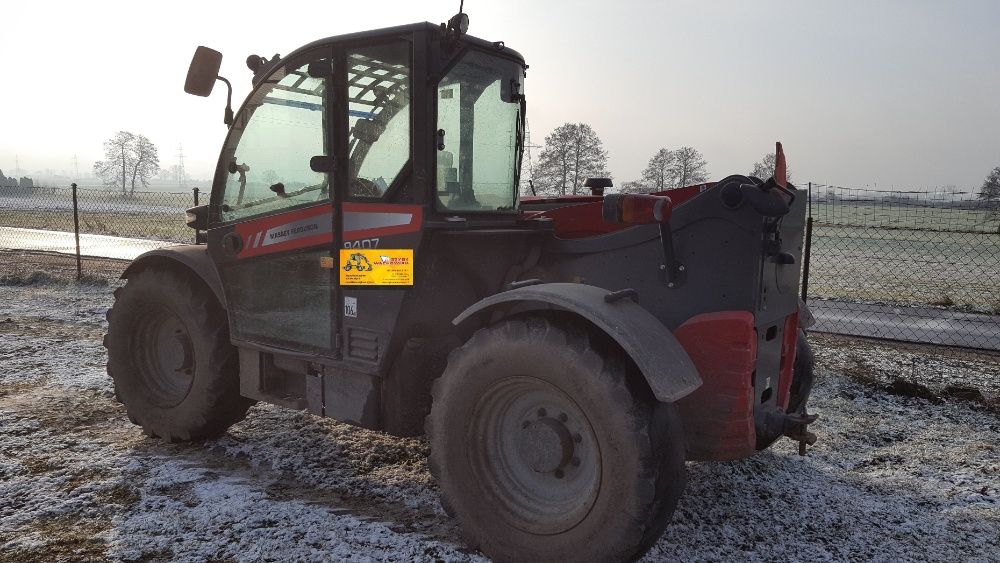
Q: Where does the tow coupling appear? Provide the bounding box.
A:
[784,409,819,455]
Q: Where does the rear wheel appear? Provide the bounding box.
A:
[756,329,815,450]
[105,267,253,441]
[427,317,686,562]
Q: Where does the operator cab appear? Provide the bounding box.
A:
[179,18,532,414]
[185,19,527,229]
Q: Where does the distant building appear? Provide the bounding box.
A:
[0,169,33,188]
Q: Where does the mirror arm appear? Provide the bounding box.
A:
[216,76,234,126]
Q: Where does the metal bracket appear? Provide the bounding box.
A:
[658,223,685,288]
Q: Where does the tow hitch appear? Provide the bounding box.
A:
[784,409,819,455]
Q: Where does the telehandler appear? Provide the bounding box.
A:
[105,11,816,561]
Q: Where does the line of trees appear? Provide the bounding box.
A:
[528,121,788,195]
[93,131,160,196]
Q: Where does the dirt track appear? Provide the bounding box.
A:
[1,281,998,561]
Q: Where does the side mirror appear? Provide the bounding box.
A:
[184,46,223,97]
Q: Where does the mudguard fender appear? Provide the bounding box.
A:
[121,245,226,308]
[453,283,702,402]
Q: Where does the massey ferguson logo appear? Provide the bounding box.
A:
[246,217,332,250]
[268,222,319,242]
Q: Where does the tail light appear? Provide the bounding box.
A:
[603,194,673,225]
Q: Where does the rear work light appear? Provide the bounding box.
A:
[602,194,674,225]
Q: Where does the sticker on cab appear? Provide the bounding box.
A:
[339,249,413,286]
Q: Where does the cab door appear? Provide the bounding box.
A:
[207,50,337,356]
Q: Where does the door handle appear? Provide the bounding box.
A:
[222,232,243,255]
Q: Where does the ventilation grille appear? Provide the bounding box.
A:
[347,328,380,363]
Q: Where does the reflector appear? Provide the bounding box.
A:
[774,142,787,189]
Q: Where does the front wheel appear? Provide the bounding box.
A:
[427,317,686,562]
[105,267,253,441]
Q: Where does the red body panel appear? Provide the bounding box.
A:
[777,312,800,410]
[521,183,714,238]
[673,311,757,461]
[233,203,423,259]
[235,204,333,259]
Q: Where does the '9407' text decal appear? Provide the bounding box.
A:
[344,238,379,249]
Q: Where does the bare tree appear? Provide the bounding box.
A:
[617,180,646,194]
[979,167,1000,227]
[128,135,159,194]
[94,132,160,195]
[638,148,675,192]
[670,146,709,187]
[94,131,136,195]
[533,123,610,195]
[750,152,793,183]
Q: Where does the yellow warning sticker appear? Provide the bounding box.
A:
[339,249,414,286]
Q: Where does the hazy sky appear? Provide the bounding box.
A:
[2,0,998,190]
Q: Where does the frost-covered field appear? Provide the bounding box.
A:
[1,282,998,562]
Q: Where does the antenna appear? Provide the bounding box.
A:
[177,143,187,189]
[522,118,541,192]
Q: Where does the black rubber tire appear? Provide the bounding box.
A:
[786,330,815,414]
[756,329,815,451]
[104,267,253,441]
[426,317,686,562]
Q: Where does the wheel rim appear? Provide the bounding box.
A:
[132,305,195,408]
[468,376,601,535]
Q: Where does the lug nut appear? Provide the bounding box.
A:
[554,469,564,479]
[522,421,530,429]
[573,433,582,443]
[537,408,547,417]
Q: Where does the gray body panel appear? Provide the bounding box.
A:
[453,283,703,402]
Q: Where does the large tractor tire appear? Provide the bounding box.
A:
[104,267,253,441]
[786,330,815,414]
[426,317,686,562]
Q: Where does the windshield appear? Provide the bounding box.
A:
[436,50,524,212]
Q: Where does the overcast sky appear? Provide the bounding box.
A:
[2,0,998,190]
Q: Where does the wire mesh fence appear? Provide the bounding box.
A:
[0,184,198,280]
[2,180,999,357]
[803,183,1000,354]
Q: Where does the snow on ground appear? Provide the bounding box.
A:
[1,281,998,561]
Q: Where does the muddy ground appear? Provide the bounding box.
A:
[1,280,998,561]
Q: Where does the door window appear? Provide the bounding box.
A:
[436,51,524,212]
[219,62,329,222]
[346,42,411,199]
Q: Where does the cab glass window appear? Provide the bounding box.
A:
[347,42,411,200]
[218,62,328,222]
[436,51,524,212]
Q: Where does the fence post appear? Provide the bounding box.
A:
[71,183,82,281]
[801,182,813,302]
[192,187,200,243]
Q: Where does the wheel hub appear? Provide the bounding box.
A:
[134,306,196,408]
[519,417,574,473]
[469,376,601,535]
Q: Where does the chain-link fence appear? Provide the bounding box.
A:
[0,184,198,280]
[3,181,999,356]
[803,183,1000,354]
